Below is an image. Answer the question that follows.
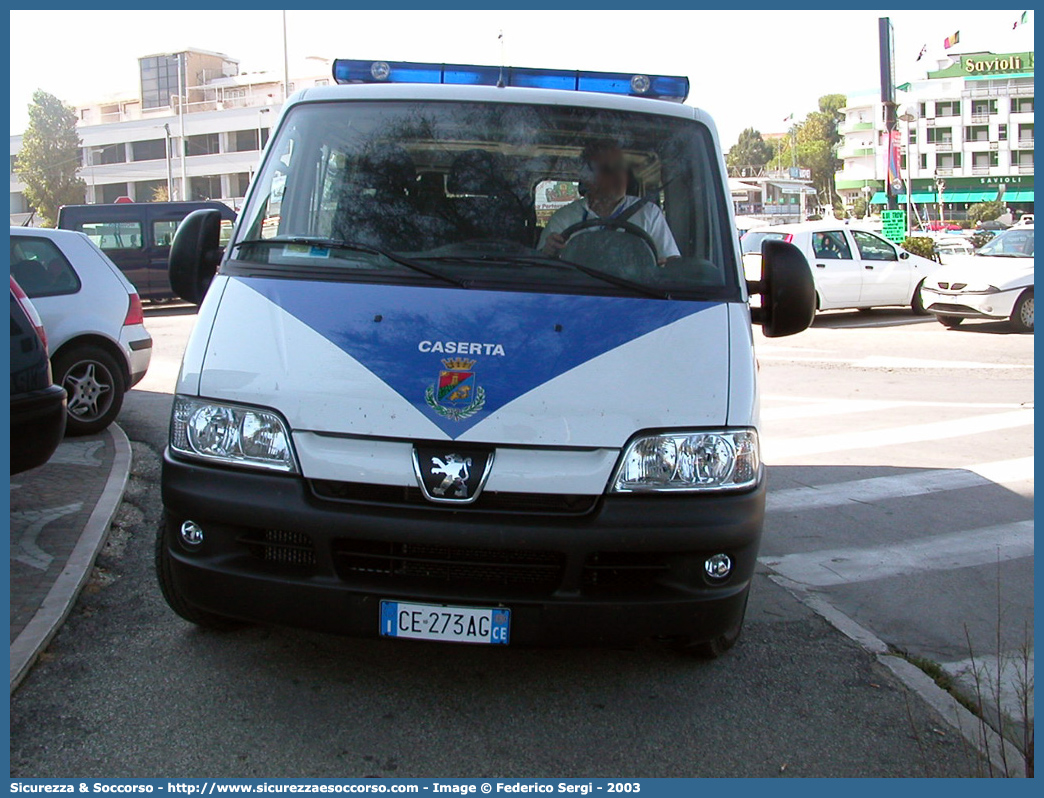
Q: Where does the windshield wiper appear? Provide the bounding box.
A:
[231,237,466,287]
[417,253,672,300]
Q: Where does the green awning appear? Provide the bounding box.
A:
[894,192,938,203]
[870,192,888,204]
[1007,190,1034,202]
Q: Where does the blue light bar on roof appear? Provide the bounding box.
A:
[332,60,689,102]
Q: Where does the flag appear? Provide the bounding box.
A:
[943,31,960,49]
[916,44,927,61]
[1013,10,1028,29]
[783,112,794,122]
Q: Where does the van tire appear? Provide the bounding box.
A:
[52,345,125,436]
[937,315,963,328]
[155,514,245,631]
[674,586,749,659]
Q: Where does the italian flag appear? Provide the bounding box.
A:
[1013,11,1029,29]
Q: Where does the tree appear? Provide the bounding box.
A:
[767,95,846,211]
[16,90,85,226]
[852,197,868,219]
[726,128,774,175]
[968,200,1005,225]
[152,184,169,202]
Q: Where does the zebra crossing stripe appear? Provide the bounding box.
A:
[759,520,1034,588]
[768,457,1033,513]
[764,409,1033,460]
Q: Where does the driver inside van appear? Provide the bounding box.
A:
[539,140,680,265]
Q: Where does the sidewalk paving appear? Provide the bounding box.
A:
[9,424,131,691]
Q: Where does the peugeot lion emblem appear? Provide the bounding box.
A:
[430,454,472,499]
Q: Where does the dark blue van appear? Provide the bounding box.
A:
[56,201,236,301]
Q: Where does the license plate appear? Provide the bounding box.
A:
[380,601,510,645]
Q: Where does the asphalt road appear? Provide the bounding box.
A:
[10,303,1033,778]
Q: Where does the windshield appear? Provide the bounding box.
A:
[977,228,1034,258]
[740,229,787,255]
[231,100,737,300]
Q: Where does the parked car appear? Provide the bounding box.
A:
[935,236,976,261]
[56,201,236,302]
[10,277,66,473]
[920,225,1034,332]
[742,222,942,313]
[9,227,153,434]
[739,228,788,255]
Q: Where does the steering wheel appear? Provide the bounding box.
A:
[558,218,658,262]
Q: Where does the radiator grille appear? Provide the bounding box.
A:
[237,529,317,567]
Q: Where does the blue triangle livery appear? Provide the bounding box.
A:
[240,277,718,438]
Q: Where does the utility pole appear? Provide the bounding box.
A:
[282,11,291,101]
[177,52,187,202]
[879,17,899,211]
[164,123,173,201]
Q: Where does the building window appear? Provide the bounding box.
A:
[919,102,926,117]
[971,99,998,117]
[1011,151,1034,167]
[230,130,260,153]
[999,124,1008,141]
[135,179,167,201]
[935,100,960,117]
[261,128,271,148]
[10,155,17,175]
[964,125,989,142]
[937,153,961,169]
[92,144,126,165]
[908,128,917,145]
[926,127,952,144]
[140,54,182,110]
[190,175,222,201]
[184,133,220,157]
[1011,97,1034,113]
[1017,123,1034,147]
[972,152,998,168]
[233,172,251,197]
[130,138,167,162]
[99,183,130,204]
[919,154,928,169]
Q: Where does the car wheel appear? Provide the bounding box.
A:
[52,345,125,436]
[1010,289,1034,333]
[673,586,750,659]
[911,280,930,315]
[936,315,963,329]
[155,513,245,631]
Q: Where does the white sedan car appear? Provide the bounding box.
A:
[919,226,1034,332]
[741,222,942,313]
[9,227,152,434]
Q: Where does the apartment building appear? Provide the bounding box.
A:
[11,48,332,224]
[835,50,1033,221]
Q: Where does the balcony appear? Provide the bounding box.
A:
[935,142,954,152]
[1018,137,1034,148]
[935,168,954,177]
[990,141,1000,150]
[971,165,992,175]
[1018,164,1034,174]
[970,114,990,124]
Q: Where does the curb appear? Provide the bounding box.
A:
[768,573,1027,778]
[10,423,133,693]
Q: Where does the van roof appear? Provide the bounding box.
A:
[57,201,236,222]
[285,82,710,125]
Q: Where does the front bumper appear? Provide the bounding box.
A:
[161,451,765,645]
[11,385,67,473]
[921,286,1023,320]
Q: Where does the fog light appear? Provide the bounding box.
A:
[705,553,732,579]
[180,520,204,547]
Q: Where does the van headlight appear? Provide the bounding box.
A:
[611,430,760,492]
[170,396,298,473]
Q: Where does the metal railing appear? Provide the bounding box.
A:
[934,168,954,177]
[1017,137,1034,148]
[971,165,992,175]
[1018,164,1034,174]
[934,142,954,152]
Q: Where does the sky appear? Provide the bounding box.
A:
[8,9,1034,146]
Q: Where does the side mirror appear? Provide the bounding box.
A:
[747,240,815,338]
[169,209,224,305]
[899,250,910,259]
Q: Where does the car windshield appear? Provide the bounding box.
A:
[977,228,1034,258]
[739,230,787,255]
[231,100,737,300]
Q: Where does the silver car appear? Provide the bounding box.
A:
[9,226,152,434]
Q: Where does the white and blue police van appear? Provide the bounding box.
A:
[159,59,814,656]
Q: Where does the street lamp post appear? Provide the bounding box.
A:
[936,178,946,227]
[898,105,918,237]
[163,123,173,201]
[862,184,873,219]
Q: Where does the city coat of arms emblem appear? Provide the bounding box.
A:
[425,358,486,421]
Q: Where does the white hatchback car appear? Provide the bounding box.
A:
[9,227,152,434]
[742,222,942,313]
[920,226,1034,332]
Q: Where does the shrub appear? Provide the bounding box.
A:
[968,200,1005,225]
[902,236,940,263]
